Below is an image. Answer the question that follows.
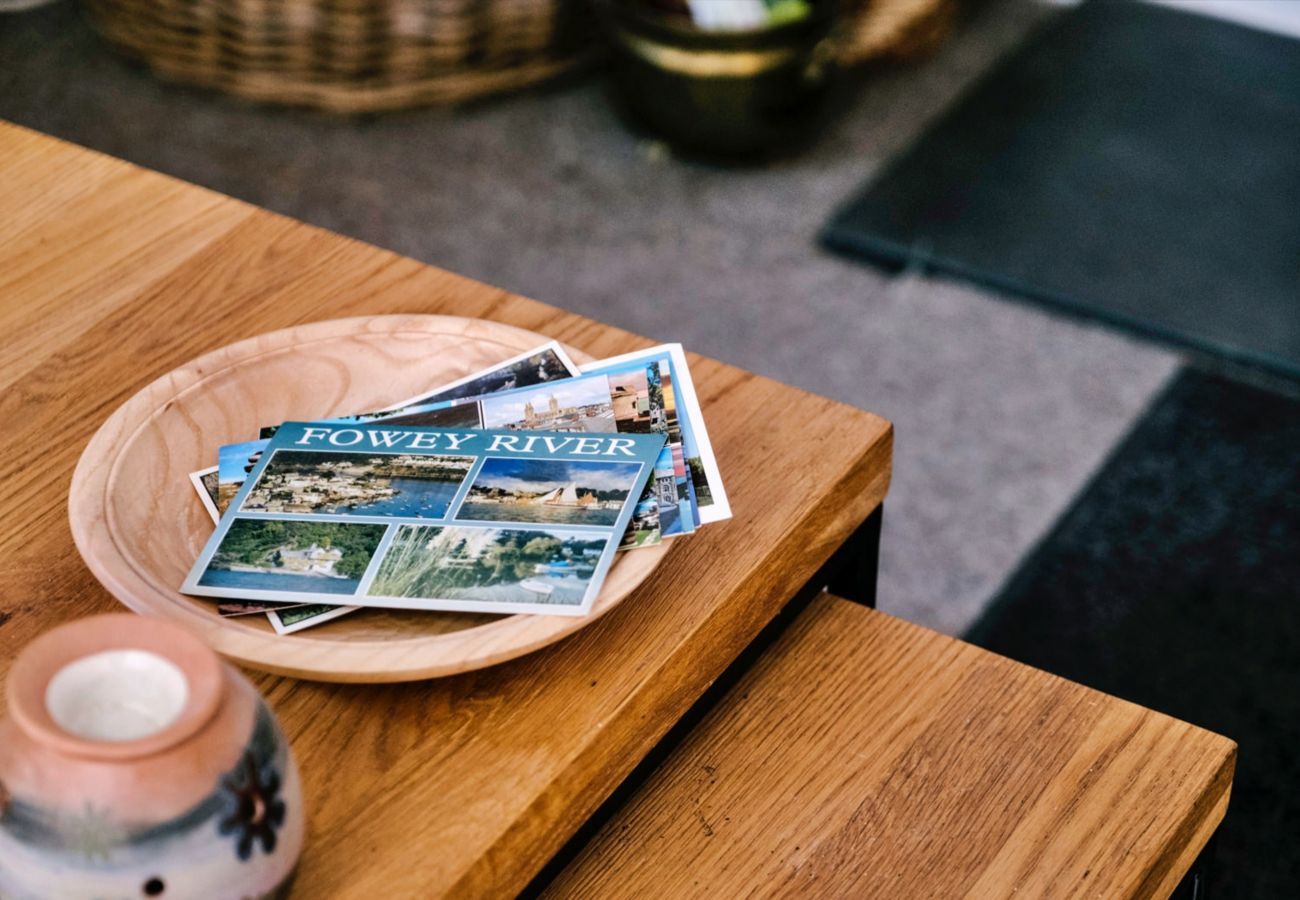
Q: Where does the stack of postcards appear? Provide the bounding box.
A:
[182,343,730,634]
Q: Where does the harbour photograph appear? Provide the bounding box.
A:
[479,376,617,433]
[198,519,386,595]
[456,457,641,526]
[239,450,473,518]
[368,525,608,608]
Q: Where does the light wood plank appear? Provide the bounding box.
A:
[547,596,1236,899]
[0,124,255,393]
[0,122,893,896]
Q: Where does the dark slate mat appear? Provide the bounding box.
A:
[967,368,1300,898]
[822,0,1300,377]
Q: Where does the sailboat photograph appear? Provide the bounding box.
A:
[456,457,643,526]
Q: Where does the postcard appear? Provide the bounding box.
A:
[367,341,579,410]
[182,422,666,616]
[267,603,356,635]
[258,341,580,439]
[216,600,310,617]
[580,344,730,524]
[578,350,698,536]
[189,466,222,523]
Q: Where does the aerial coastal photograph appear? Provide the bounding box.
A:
[198,519,386,595]
[370,525,608,607]
[457,458,641,526]
[240,450,473,517]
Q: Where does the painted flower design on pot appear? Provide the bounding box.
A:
[217,753,286,861]
[64,802,127,861]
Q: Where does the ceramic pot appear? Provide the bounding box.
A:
[0,614,303,899]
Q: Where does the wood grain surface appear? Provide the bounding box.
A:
[66,314,670,682]
[546,595,1237,899]
[0,122,892,896]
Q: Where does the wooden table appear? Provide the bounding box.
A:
[546,595,1237,898]
[0,121,1233,899]
[0,122,892,896]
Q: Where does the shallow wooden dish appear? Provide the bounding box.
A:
[69,315,668,683]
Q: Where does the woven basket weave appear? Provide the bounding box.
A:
[84,0,954,113]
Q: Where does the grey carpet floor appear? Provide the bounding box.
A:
[0,0,1179,634]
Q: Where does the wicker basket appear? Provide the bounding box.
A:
[83,0,954,113]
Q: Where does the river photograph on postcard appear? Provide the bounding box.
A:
[456,457,641,527]
[197,519,386,595]
[368,525,608,608]
[239,450,473,518]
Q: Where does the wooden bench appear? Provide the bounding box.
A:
[544,595,1236,898]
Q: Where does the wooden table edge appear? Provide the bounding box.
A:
[1143,744,1236,898]
[853,599,1239,899]
[541,595,1238,899]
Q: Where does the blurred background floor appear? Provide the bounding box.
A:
[0,0,1180,634]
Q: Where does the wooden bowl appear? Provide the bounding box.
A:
[68,315,668,683]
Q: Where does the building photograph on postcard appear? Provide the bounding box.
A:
[239,450,472,518]
[457,458,641,527]
[369,525,608,607]
[197,519,386,595]
[480,377,616,433]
